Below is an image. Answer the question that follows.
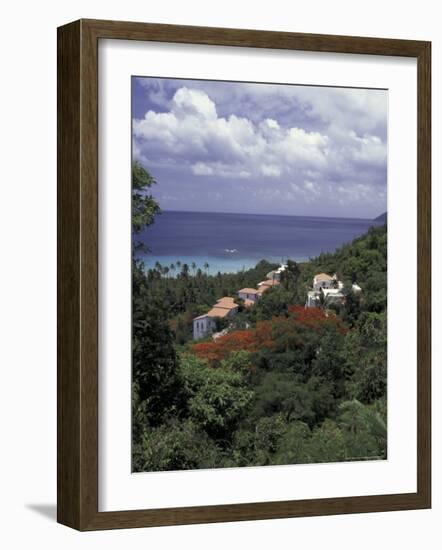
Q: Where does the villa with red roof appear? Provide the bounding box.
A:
[193,297,239,340]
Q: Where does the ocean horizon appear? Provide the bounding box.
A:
[136,210,384,274]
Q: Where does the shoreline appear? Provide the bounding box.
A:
[136,213,384,275]
[138,255,310,276]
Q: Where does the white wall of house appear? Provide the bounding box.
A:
[313,278,334,291]
[238,291,258,302]
[323,289,345,306]
[306,291,320,308]
[193,316,215,340]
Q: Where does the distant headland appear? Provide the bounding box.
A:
[374,212,387,223]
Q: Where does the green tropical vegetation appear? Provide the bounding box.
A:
[131,163,388,472]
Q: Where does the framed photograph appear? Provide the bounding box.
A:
[57,19,431,530]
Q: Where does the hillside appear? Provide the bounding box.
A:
[374,211,387,223]
[132,224,388,471]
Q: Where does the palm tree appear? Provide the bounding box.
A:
[191,261,197,276]
[203,261,210,276]
[181,263,189,277]
[169,263,175,278]
[154,261,162,274]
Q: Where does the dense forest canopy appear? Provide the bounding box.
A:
[132,164,388,472]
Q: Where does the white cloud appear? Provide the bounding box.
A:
[133,83,387,218]
[191,160,252,179]
[133,87,331,181]
[192,162,214,176]
[350,133,387,167]
[276,128,329,167]
[173,87,218,120]
[238,170,251,179]
[261,164,281,177]
[303,180,320,195]
[265,118,279,129]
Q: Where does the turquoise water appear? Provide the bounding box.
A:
[140,254,294,275]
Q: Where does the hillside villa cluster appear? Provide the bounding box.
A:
[193,266,361,340]
[306,273,361,308]
[192,265,286,340]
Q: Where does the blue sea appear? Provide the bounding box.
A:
[136,211,383,274]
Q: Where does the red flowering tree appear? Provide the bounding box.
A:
[192,321,273,364]
[192,307,348,367]
[288,306,348,334]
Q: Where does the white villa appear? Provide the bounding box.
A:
[193,297,239,340]
[306,290,321,308]
[238,279,280,304]
[313,272,342,291]
[237,288,260,304]
[259,279,281,290]
[265,264,287,282]
[322,288,345,306]
[307,272,361,308]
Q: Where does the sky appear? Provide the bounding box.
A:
[132,77,387,219]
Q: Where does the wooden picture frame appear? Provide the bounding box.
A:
[57,18,431,530]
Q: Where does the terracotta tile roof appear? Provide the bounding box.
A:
[244,299,255,307]
[314,273,333,281]
[193,296,238,322]
[207,307,232,318]
[238,288,259,294]
[215,297,237,309]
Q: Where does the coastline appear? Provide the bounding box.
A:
[139,254,309,275]
[136,211,383,275]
